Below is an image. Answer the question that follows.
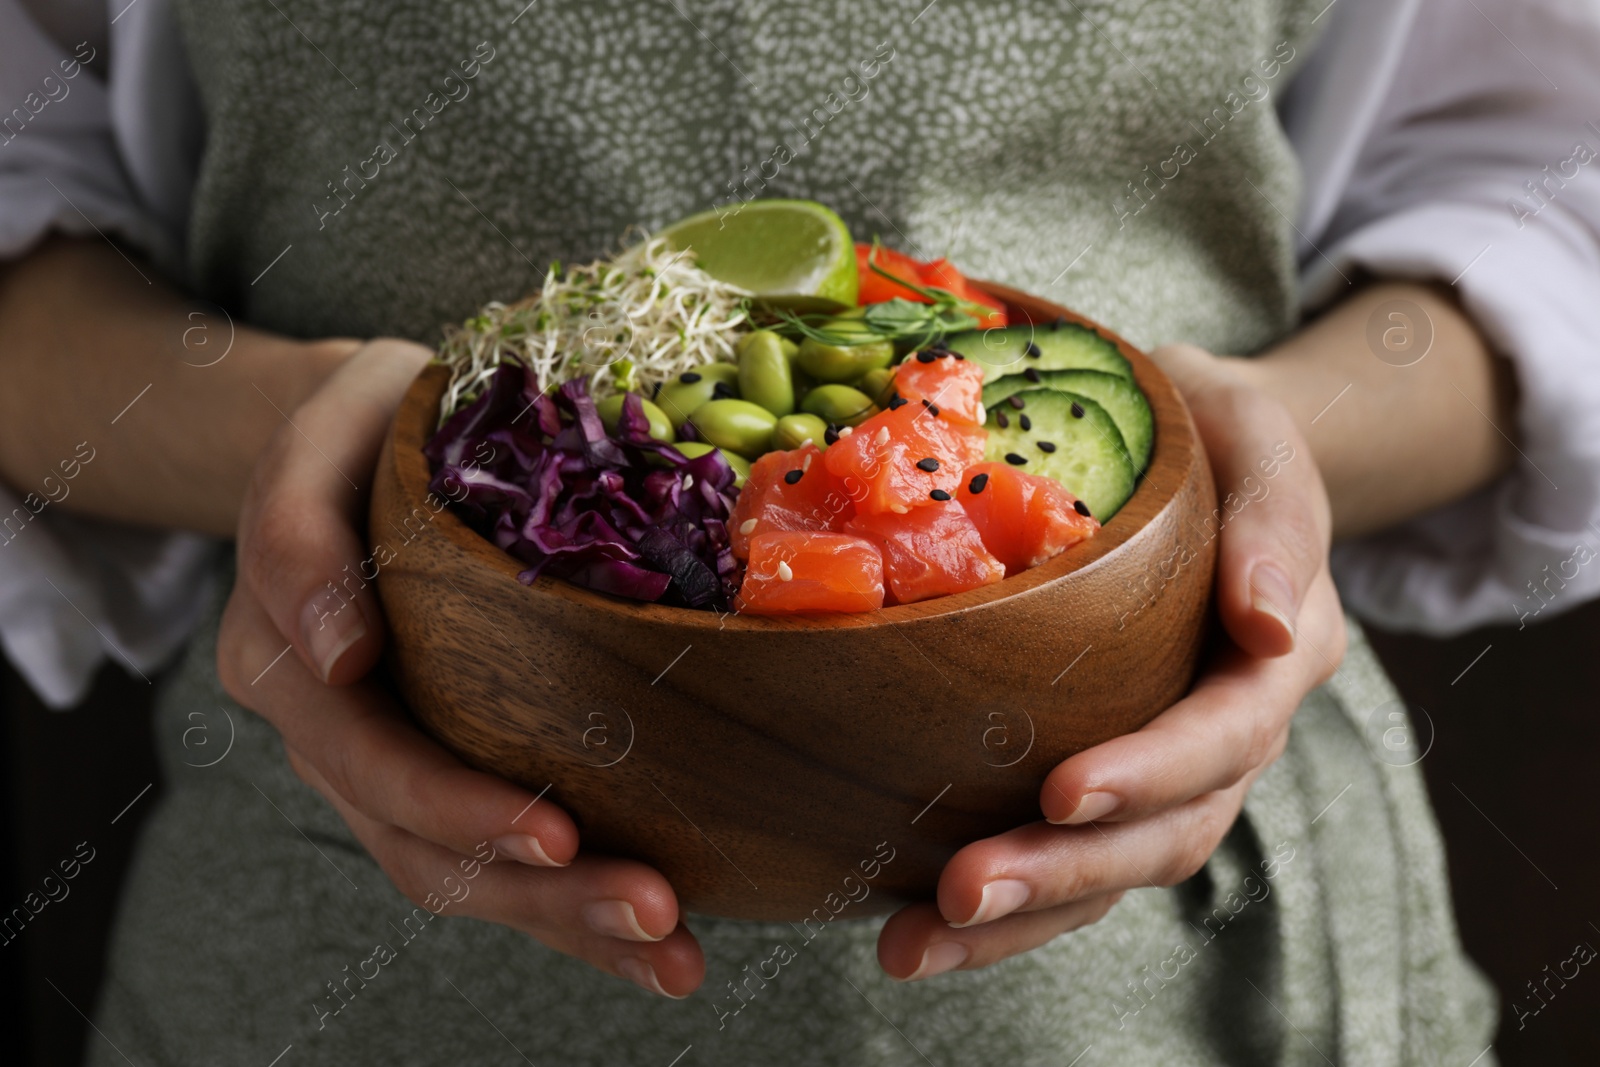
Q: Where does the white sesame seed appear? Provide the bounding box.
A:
[682,474,694,490]
[777,560,793,582]
[975,403,986,424]
[802,453,813,471]
[799,437,814,449]
[839,426,854,437]
[739,518,758,535]
[874,427,891,446]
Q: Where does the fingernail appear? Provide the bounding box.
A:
[950,879,1031,928]
[1250,563,1298,636]
[492,834,566,867]
[1052,790,1120,826]
[583,900,661,942]
[900,941,969,981]
[619,957,685,999]
[300,596,367,683]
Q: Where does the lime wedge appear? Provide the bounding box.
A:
[659,199,858,310]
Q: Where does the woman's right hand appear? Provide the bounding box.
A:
[216,339,704,997]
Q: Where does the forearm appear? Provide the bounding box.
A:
[0,238,355,537]
[1238,282,1516,540]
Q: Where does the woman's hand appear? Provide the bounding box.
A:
[217,339,704,997]
[877,343,1348,981]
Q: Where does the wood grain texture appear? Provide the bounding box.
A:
[370,284,1217,920]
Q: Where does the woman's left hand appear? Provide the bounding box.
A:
[877,343,1348,981]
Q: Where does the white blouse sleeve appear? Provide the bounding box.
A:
[1286,0,1600,636]
[0,0,215,708]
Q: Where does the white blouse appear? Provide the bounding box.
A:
[3,0,1599,706]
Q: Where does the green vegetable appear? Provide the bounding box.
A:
[855,367,897,407]
[596,394,675,443]
[773,413,830,451]
[800,384,878,427]
[944,323,1132,383]
[796,321,896,383]
[983,389,1137,520]
[686,399,778,459]
[656,363,741,430]
[983,369,1153,472]
[736,330,797,416]
[698,363,742,385]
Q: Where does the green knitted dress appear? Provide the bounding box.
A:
[89,1,1497,1063]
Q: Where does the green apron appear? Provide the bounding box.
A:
[89,1,1496,1063]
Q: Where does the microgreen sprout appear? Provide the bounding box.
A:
[435,233,753,425]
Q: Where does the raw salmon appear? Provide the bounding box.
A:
[846,501,1005,603]
[735,531,885,614]
[956,461,1099,573]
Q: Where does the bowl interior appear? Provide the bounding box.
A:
[391,283,1199,628]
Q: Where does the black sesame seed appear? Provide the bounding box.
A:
[712,381,736,399]
[936,350,951,359]
[680,371,702,383]
[1007,395,1026,410]
[652,380,663,399]
[1038,441,1057,453]
[1005,452,1028,466]
[1025,341,1042,359]
[996,410,1010,428]
[1023,368,1042,383]
[968,472,990,494]
[784,469,804,485]
[916,457,940,472]
[953,352,966,360]
[928,403,941,416]
[1071,402,1085,418]
[930,489,953,501]
[889,394,909,410]
[917,351,937,364]
[824,425,841,445]
[1074,499,1092,517]
[1019,414,1032,431]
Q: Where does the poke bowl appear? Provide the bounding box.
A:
[370,210,1217,921]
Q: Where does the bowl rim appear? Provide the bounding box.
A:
[387,282,1200,631]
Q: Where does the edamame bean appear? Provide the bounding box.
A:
[686,399,778,459]
[737,330,799,364]
[773,413,830,451]
[596,393,675,442]
[855,367,897,407]
[721,451,752,487]
[699,363,742,385]
[655,363,740,429]
[672,441,751,487]
[795,320,895,383]
[736,331,795,417]
[800,384,878,427]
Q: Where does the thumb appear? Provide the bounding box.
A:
[236,339,431,685]
[1150,344,1330,659]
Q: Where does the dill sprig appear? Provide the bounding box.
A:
[765,240,984,349]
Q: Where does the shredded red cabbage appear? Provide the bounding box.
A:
[424,365,740,609]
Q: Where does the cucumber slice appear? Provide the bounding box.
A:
[983,370,1153,474]
[984,389,1137,521]
[945,323,1132,383]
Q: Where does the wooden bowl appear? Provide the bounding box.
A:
[370,284,1216,920]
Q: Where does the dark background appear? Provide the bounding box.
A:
[2,603,1597,1065]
